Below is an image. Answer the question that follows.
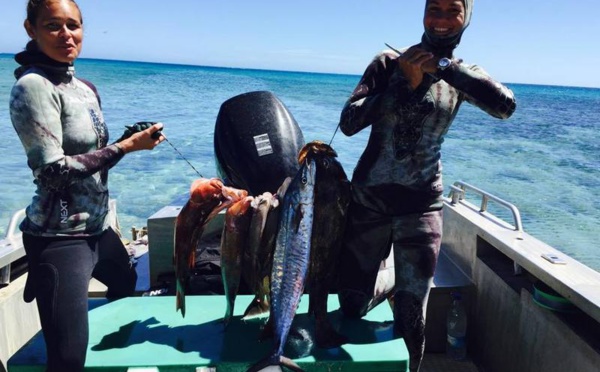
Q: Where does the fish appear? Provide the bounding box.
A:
[241,192,278,319]
[174,178,246,317]
[221,195,255,327]
[242,178,292,320]
[247,160,316,372]
[300,141,352,349]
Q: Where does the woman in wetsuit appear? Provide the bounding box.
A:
[336,0,516,370]
[9,1,164,370]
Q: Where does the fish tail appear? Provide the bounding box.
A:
[176,279,186,318]
[246,354,304,372]
[242,295,270,320]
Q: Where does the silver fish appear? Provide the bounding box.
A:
[247,160,316,372]
[242,192,279,319]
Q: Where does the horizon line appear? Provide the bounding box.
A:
[1,52,599,90]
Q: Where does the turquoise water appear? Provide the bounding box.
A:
[1,55,598,272]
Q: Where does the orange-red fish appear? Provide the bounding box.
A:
[174,178,246,317]
[221,195,254,326]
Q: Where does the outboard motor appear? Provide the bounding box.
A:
[214,91,305,195]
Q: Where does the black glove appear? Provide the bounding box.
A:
[116,121,159,142]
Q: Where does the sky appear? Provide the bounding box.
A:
[1,0,600,88]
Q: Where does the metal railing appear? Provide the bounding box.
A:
[448,181,524,236]
[0,209,26,285]
[448,181,525,276]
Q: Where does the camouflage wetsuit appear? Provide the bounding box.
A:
[9,44,135,371]
[336,1,516,370]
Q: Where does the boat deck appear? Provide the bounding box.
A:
[9,295,410,371]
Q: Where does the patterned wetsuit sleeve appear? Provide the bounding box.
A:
[10,74,124,193]
[438,63,516,119]
[339,53,416,136]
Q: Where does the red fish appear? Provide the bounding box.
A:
[174,178,246,317]
[221,195,254,326]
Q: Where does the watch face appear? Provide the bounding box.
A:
[439,58,451,69]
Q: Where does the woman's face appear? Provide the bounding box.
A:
[424,0,465,39]
[24,0,83,63]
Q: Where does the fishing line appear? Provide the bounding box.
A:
[326,42,399,148]
[328,123,340,147]
[152,130,204,178]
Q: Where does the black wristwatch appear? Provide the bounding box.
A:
[438,57,452,71]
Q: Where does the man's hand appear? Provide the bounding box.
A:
[396,46,436,89]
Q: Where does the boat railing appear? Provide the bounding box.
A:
[448,180,524,238]
[446,180,600,326]
[448,181,525,275]
[0,209,26,285]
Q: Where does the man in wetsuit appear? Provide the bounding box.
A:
[336,1,516,370]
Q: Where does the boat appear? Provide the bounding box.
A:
[1,91,599,371]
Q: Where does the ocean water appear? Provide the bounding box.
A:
[0,55,598,272]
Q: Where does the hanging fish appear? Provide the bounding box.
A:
[241,191,279,319]
[301,141,351,349]
[247,159,316,372]
[221,195,254,327]
[174,178,246,317]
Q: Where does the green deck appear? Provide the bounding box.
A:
[8,295,408,371]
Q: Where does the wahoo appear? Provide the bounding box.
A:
[247,159,316,372]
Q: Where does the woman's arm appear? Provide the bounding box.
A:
[438,62,517,119]
[10,74,125,192]
[339,52,417,136]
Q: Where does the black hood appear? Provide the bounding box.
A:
[421,0,473,57]
[14,41,74,80]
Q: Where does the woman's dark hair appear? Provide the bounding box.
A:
[26,0,82,25]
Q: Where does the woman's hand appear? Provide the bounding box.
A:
[396,46,437,89]
[117,122,164,154]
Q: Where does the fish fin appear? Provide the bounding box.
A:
[246,354,304,372]
[176,279,186,318]
[280,356,304,371]
[242,295,270,320]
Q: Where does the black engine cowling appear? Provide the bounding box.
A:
[214,91,305,196]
